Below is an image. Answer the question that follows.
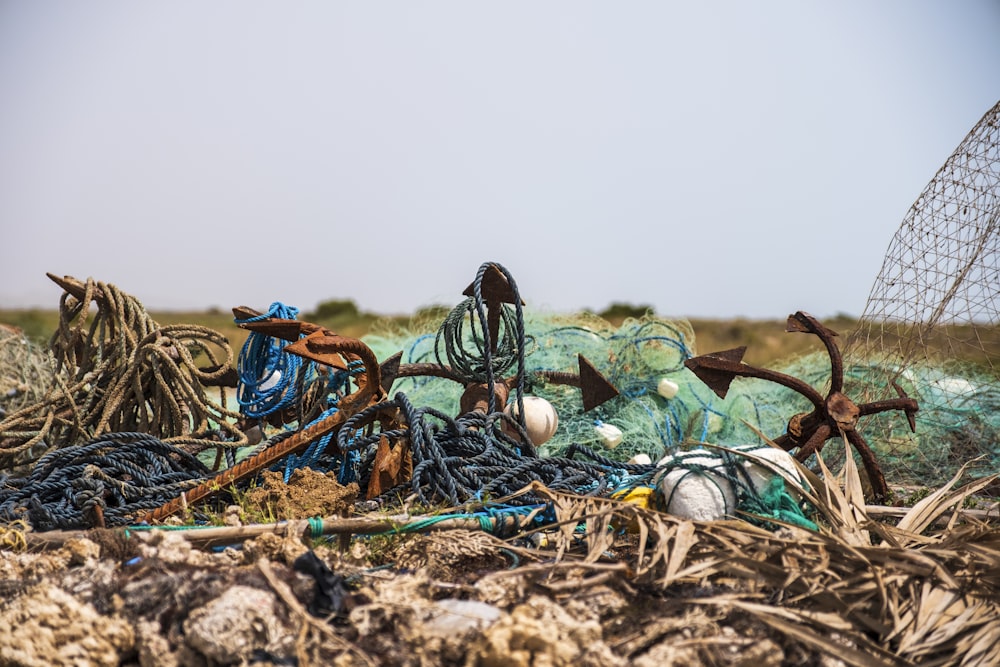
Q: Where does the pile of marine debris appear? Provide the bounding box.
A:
[1,262,998,666]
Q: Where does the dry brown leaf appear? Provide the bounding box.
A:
[706,599,910,667]
[527,480,1000,667]
[583,501,616,564]
[895,464,998,537]
[813,444,874,546]
[957,619,1000,666]
[663,520,695,584]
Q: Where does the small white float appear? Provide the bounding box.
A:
[594,420,624,448]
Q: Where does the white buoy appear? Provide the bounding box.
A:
[655,445,804,522]
[657,378,679,400]
[628,453,652,465]
[505,396,559,446]
[739,446,802,492]
[594,421,624,448]
[259,370,281,392]
[657,452,737,521]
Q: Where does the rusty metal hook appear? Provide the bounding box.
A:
[684,311,918,503]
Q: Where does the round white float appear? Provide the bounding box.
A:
[505,396,559,446]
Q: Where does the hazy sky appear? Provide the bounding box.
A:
[2,2,999,320]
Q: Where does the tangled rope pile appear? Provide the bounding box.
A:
[0,263,824,532]
[0,276,245,469]
[329,388,813,531]
[0,431,209,530]
[253,262,673,509]
[338,392,657,507]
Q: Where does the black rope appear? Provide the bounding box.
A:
[339,392,658,508]
[0,432,209,530]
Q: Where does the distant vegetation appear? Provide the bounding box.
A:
[8,300,995,371]
[592,302,655,322]
[0,299,865,367]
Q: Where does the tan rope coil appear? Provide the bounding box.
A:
[0,275,246,468]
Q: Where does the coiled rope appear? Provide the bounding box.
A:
[235,302,316,419]
[435,262,531,424]
[0,431,210,530]
[337,392,657,507]
[0,277,245,468]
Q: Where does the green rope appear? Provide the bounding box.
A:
[741,475,818,531]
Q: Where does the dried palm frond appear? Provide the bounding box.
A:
[530,438,1000,666]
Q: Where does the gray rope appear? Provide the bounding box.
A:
[340,392,657,508]
[0,431,210,530]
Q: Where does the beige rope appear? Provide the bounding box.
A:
[0,276,247,468]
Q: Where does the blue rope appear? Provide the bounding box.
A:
[281,405,339,482]
[235,302,315,418]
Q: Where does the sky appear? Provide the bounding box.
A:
[1,2,999,320]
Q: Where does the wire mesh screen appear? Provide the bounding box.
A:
[845,100,1000,488]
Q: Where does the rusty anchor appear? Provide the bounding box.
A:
[684,311,918,503]
[139,310,395,521]
[379,264,620,441]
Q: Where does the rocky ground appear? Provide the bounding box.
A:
[0,529,821,667]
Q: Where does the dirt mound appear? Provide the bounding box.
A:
[244,468,359,521]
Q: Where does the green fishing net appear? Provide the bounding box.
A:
[365,311,715,463]
[365,305,1000,492]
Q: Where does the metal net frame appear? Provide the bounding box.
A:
[844,100,1000,488]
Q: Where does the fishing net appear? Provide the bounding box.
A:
[0,328,54,422]
[359,299,811,522]
[364,311,728,465]
[365,101,1000,495]
[841,98,1000,488]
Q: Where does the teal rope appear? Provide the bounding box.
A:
[308,516,324,538]
[653,448,818,531]
[740,475,818,531]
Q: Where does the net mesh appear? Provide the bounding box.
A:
[364,312,726,464]
[843,99,1000,487]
